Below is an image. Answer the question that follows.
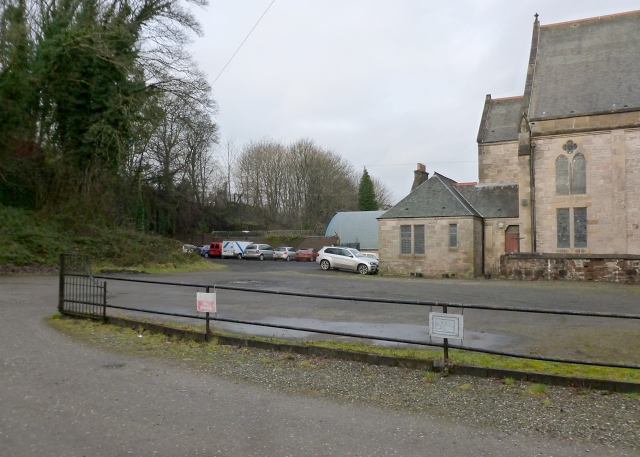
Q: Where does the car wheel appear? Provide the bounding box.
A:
[285,255,290,261]
[320,259,330,270]
[204,252,209,258]
[357,264,369,275]
[259,254,264,261]
[237,253,242,260]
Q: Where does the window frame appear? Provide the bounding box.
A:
[414,225,425,254]
[449,224,458,248]
[400,225,412,254]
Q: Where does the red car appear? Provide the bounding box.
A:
[295,248,318,262]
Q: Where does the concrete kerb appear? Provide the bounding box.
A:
[100,315,640,393]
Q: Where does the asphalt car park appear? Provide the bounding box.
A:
[102,258,640,364]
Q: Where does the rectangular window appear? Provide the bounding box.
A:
[574,207,587,247]
[400,225,411,254]
[414,225,425,254]
[449,224,457,247]
[557,208,570,248]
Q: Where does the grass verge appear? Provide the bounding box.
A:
[48,315,640,384]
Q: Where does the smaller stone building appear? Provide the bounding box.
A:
[378,172,518,278]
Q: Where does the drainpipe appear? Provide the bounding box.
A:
[530,142,537,252]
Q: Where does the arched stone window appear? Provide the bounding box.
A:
[571,153,586,194]
[555,155,569,195]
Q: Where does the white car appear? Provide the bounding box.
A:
[316,246,379,275]
[360,252,379,261]
[274,247,295,261]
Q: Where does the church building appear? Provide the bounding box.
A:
[378,11,640,279]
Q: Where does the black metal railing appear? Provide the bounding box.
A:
[58,254,106,319]
[58,255,640,370]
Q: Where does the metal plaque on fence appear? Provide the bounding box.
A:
[197,292,217,313]
[429,312,464,340]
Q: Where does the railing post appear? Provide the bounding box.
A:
[58,254,65,313]
[205,286,210,342]
[442,305,449,363]
[102,282,107,322]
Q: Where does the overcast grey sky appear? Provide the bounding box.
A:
[188,1,640,204]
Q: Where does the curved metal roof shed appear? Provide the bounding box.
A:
[325,211,386,251]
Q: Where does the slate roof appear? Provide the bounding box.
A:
[325,211,386,250]
[529,10,640,120]
[456,184,519,218]
[379,173,519,220]
[477,96,525,144]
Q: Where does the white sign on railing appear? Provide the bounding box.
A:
[197,292,217,313]
[429,312,464,340]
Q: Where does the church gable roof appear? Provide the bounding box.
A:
[529,10,640,120]
[477,96,525,144]
[379,173,480,219]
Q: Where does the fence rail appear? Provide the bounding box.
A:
[57,254,640,370]
[210,229,326,238]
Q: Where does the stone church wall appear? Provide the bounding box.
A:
[478,142,519,184]
[532,127,640,255]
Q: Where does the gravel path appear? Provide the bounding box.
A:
[156,339,640,451]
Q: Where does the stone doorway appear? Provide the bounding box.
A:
[505,225,520,253]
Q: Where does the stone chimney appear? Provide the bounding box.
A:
[411,163,429,190]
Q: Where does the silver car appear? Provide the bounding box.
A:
[274,246,295,261]
[316,246,379,275]
[243,244,275,260]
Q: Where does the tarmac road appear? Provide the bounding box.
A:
[0,274,635,456]
[101,258,640,363]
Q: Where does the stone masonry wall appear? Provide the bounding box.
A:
[478,142,519,184]
[484,218,520,275]
[378,217,479,278]
[532,128,640,255]
[501,253,640,284]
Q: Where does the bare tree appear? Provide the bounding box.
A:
[372,176,394,210]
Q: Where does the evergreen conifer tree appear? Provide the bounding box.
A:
[358,168,378,211]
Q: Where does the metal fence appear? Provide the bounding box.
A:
[210,229,326,238]
[58,255,640,370]
[58,254,107,319]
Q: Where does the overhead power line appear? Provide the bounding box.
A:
[361,160,476,167]
[212,0,277,86]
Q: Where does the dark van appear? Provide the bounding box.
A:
[207,242,222,258]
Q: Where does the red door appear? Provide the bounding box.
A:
[505,226,520,253]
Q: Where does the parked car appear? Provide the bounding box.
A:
[295,248,319,262]
[316,246,379,275]
[198,245,210,256]
[244,244,275,260]
[207,242,222,258]
[221,240,252,259]
[360,252,379,261]
[182,244,197,253]
[274,246,295,261]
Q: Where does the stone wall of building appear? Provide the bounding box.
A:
[378,216,480,278]
[478,142,519,184]
[501,253,640,284]
[531,127,640,255]
[483,218,520,274]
